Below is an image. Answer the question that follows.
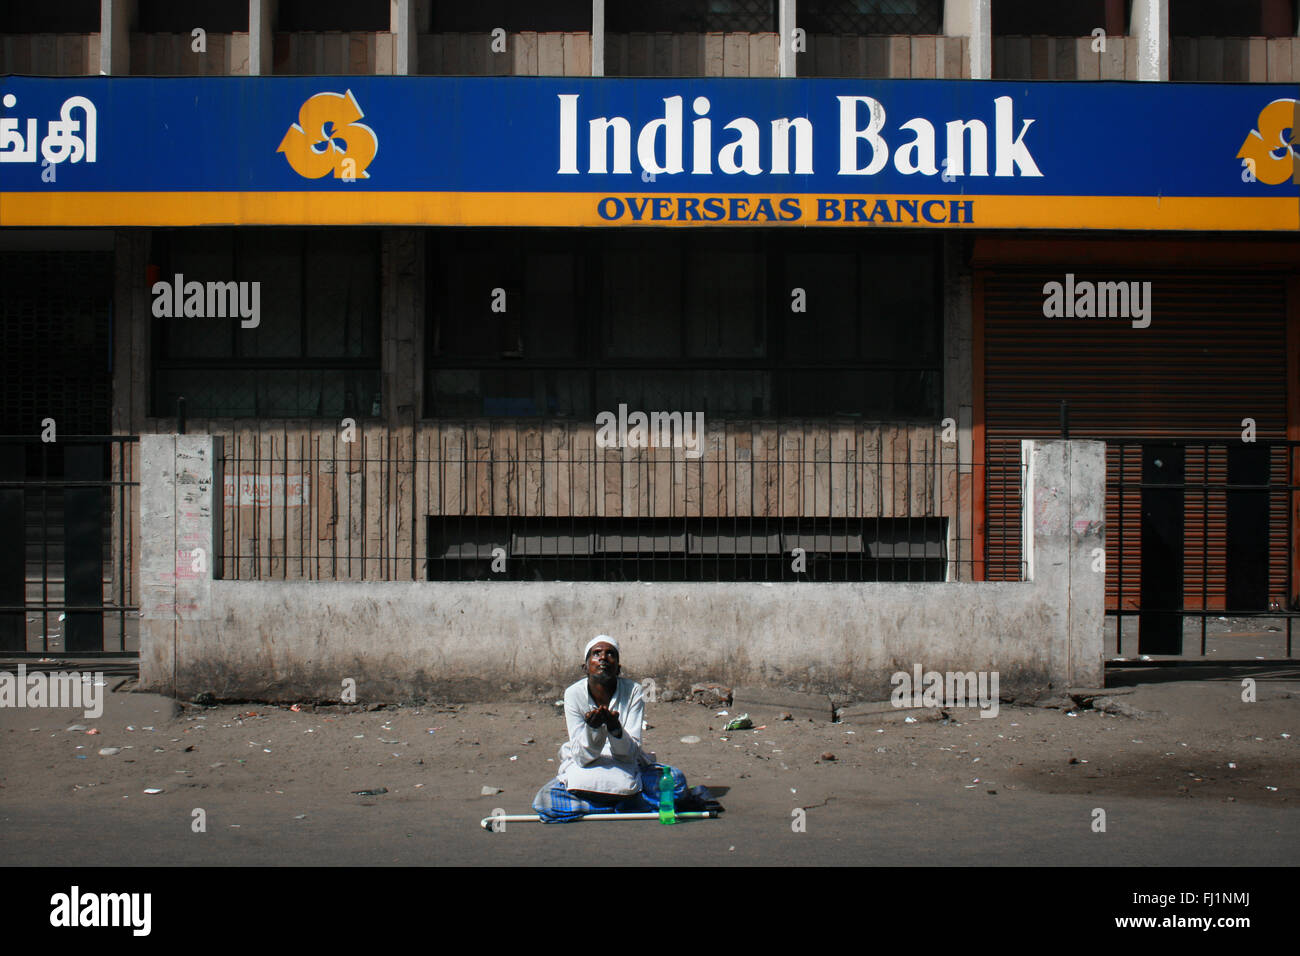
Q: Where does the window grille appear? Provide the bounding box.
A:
[798,0,943,36]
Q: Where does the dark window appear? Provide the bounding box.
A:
[1170,0,1295,37]
[993,0,1125,36]
[799,0,943,36]
[0,251,112,436]
[428,515,948,581]
[429,0,591,33]
[137,0,248,34]
[780,235,939,417]
[428,231,584,418]
[277,0,390,33]
[425,229,941,421]
[0,0,100,33]
[607,0,778,34]
[152,229,381,419]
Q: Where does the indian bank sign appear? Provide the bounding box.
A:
[0,76,1296,230]
[556,93,1042,180]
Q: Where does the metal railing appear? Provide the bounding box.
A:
[215,424,1010,584]
[0,435,139,656]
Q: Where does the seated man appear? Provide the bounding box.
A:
[532,635,717,823]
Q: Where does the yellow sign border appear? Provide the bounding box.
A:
[1,192,1296,230]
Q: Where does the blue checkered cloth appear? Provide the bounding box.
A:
[532,764,689,823]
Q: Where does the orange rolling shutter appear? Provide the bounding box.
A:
[981,268,1289,613]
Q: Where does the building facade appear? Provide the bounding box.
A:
[2,0,1298,697]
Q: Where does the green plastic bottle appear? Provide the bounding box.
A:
[658,766,676,825]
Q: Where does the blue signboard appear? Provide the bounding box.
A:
[1,75,1296,228]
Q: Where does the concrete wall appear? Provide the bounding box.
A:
[797,34,968,78]
[0,34,101,74]
[419,31,592,75]
[129,33,250,74]
[992,35,1138,80]
[26,0,1300,81]
[1170,36,1300,82]
[272,31,397,74]
[138,435,1105,702]
[604,33,777,76]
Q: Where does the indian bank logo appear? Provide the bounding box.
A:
[1237,98,1298,185]
[277,89,378,180]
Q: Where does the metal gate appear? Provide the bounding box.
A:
[1106,438,1297,659]
[0,435,139,656]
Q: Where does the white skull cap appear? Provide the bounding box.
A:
[583,635,620,661]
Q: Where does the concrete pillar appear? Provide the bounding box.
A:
[778,0,796,77]
[249,0,276,76]
[391,0,416,75]
[381,231,424,422]
[591,0,604,76]
[1129,0,1168,81]
[942,234,973,474]
[111,230,150,435]
[99,0,136,75]
[1021,440,1106,688]
[946,0,989,79]
[139,435,221,692]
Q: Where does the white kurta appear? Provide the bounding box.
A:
[556,676,650,796]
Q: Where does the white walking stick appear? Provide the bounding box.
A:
[481,810,718,830]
